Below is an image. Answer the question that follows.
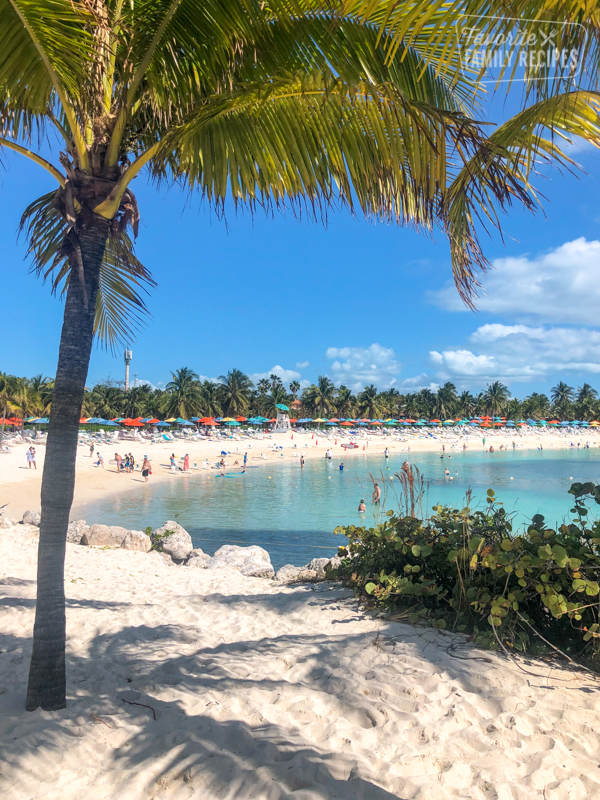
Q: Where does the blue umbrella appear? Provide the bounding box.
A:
[154,421,170,427]
[356,421,367,426]
[326,421,338,426]
[506,421,516,427]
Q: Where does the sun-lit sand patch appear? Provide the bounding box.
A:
[2,526,600,799]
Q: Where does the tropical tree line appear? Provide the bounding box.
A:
[4,370,600,422]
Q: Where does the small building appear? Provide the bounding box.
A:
[274,403,291,431]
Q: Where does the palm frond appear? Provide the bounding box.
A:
[444,90,600,305]
[19,190,156,349]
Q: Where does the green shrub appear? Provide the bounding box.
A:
[149,527,174,552]
[333,483,600,668]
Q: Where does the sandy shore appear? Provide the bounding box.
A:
[2,428,599,521]
[2,526,600,799]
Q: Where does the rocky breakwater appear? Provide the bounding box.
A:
[8,512,342,583]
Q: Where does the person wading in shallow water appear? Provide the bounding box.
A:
[372,482,381,504]
[300,454,305,469]
[142,457,151,483]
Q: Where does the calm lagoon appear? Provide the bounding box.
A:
[81,447,600,569]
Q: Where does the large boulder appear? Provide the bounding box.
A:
[67,520,88,545]
[121,530,152,552]
[186,548,211,568]
[305,557,331,578]
[22,510,41,526]
[151,521,193,562]
[81,524,128,548]
[275,564,319,584]
[206,545,274,578]
[275,557,342,584]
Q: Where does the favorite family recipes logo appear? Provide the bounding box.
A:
[456,17,585,82]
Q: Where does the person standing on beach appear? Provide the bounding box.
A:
[372,482,381,504]
[170,454,177,472]
[482,437,486,447]
[26,446,36,469]
[183,453,190,471]
[244,452,248,468]
[115,453,122,473]
[130,453,135,471]
[142,457,151,483]
[89,442,94,458]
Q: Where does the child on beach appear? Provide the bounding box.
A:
[96,452,104,468]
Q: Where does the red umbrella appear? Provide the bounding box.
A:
[123,419,144,427]
[147,418,160,424]
[235,416,247,422]
[203,420,218,426]
[340,421,353,426]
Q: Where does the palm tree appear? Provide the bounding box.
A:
[218,368,253,415]
[6,1,599,714]
[335,385,355,418]
[289,381,301,399]
[199,381,222,418]
[163,367,201,419]
[458,391,476,418]
[551,381,575,413]
[87,385,123,419]
[435,382,458,419]
[576,383,598,421]
[357,385,383,419]
[303,376,336,417]
[483,382,511,416]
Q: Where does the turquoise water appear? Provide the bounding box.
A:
[81,448,600,569]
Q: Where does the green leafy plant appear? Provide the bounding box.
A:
[150,528,174,552]
[333,485,600,668]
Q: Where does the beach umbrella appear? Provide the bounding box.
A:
[313,418,326,423]
[325,421,338,426]
[225,420,241,426]
[203,420,218,426]
[124,419,144,427]
[590,421,600,427]
[356,421,368,426]
[405,418,416,423]
[581,421,590,427]
[235,416,247,422]
[34,418,49,424]
[370,421,383,426]
[506,421,516,427]
[146,418,160,424]
[340,421,353,426]
[329,418,340,423]
[430,418,442,424]
[79,418,89,423]
[385,420,397,426]
[154,421,171,427]
[415,421,425,426]
[221,417,235,422]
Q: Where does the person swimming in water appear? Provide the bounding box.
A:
[358,499,366,512]
[444,468,450,477]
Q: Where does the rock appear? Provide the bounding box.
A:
[151,521,193,562]
[0,517,14,529]
[240,558,274,579]
[22,510,41,526]
[327,556,343,571]
[275,564,319,584]
[185,548,211,568]
[81,524,129,548]
[213,544,271,566]
[305,557,331,578]
[121,530,152,552]
[206,545,274,578]
[67,520,88,545]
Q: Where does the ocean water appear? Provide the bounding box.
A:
[81,447,600,570]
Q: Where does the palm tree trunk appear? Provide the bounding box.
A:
[26,217,109,712]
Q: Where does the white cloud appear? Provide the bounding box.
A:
[430,238,600,325]
[249,364,308,388]
[325,344,401,391]
[296,360,310,369]
[430,324,600,383]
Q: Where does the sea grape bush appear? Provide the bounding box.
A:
[333,482,600,666]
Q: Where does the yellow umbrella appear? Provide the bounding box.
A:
[590,421,600,426]
[221,417,235,421]
[165,417,176,422]
[313,418,326,423]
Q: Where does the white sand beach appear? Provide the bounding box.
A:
[1,427,599,521]
[2,525,600,800]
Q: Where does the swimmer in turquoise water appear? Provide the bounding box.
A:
[358,499,366,512]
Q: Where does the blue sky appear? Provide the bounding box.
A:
[2,101,600,398]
